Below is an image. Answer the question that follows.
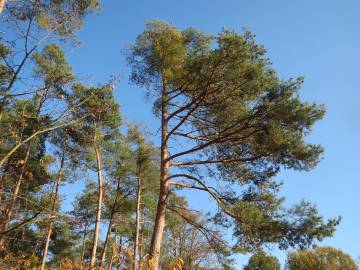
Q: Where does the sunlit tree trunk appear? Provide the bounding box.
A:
[100,178,121,268]
[90,145,104,268]
[139,211,145,267]
[100,212,114,267]
[40,156,65,270]
[148,79,169,270]
[133,170,142,270]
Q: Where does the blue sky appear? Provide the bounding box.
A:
[63,0,360,267]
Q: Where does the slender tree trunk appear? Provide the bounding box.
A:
[107,249,115,270]
[148,79,169,270]
[117,237,123,270]
[40,156,64,270]
[133,171,142,270]
[81,223,88,263]
[139,211,145,268]
[90,145,104,268]
[100,178,121,268]
[0,142,32,249]
[100,213,114,267]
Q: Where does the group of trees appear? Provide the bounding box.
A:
[0,1,356,270]
[244,247,358,270]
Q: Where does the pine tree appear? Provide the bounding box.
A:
[69,82,121,267]
[128,21,339,269]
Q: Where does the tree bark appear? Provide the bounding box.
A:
[148,78,169,270]
[90,145,104,268]
[133,171,142,270]
[40,156,64,270]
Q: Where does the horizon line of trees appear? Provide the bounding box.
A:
[0,1,355,270]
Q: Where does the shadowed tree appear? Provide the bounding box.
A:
[128,21,339,269]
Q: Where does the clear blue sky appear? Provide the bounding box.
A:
[63,0,360,267]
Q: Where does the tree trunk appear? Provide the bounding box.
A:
[0,0,6,14]
[81,223,88,263]
[90,145,104,268]
[0,142,32,249]
[133,172,142,270]
[40,156,64,270]
[148,78,169,270]
[117,237,123,270]
[139,211,145,268]
[107,249,115,270]
[100,213,114,267]
[100,178,121,268]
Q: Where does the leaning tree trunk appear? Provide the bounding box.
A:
[133,170,142,270]
[148,80,170,270]
[90,145,104,268]
[100,178,121,267]
[100,211,114,267]
[40,156,64,270]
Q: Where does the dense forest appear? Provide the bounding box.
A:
[0,1,358,270]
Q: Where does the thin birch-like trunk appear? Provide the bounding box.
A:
[100,178,121,267]
[133,171,142,270]
[100,213,114,267]
[139,211,145,268]
[90,145,104,268]
[107,249,115,270]
[40,156,65,270]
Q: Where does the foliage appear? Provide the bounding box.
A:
[243,250,280,270]
[128,21,339,267]
[286,247,359,270]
